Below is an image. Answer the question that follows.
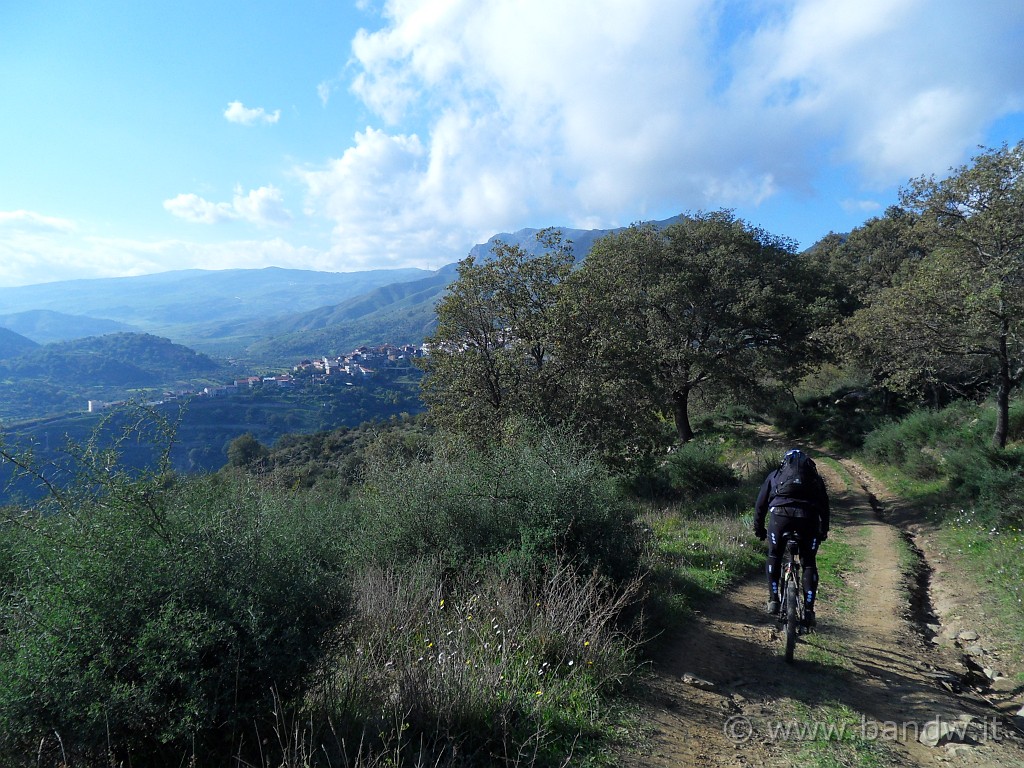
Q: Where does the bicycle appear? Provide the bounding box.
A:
[778,532,809,663]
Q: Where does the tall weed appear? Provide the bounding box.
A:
[309,562,643,766]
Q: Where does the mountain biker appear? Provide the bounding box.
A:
[753,448,830,627]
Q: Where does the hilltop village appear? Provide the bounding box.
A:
[87,343,426,413]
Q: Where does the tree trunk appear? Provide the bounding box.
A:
[994,321,1011,450]
[671,388,694,443]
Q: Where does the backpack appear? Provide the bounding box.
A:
[774,450,819,501]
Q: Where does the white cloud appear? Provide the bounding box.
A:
[841,198,884,215]
[163,194,236,224]
[297,0,1024,262]
[0,226,325,288]
[163,185,292,227]
[317,80,333,106]
[223,100,281,125]
[0,210,77,233]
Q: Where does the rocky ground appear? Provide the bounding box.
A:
[624,455,1024,767]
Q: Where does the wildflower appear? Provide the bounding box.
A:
[536,690,543,696]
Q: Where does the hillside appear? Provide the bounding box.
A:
[0,327,39,359]
[243,266,457,360]
[22,332,221,378]
[0,332,225,421]
[0,309,136,343]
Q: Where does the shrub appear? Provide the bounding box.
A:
[0,472,354,766]
[348,431,643,583]
[861,399,1024,528]
[862,402,983,475]
[622,440,739,502]
[663,440,739,500]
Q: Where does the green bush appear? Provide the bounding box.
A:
[349,431,642,584]
[622,440,739,502]
[862,402,983,475]
[861,399,1024,527]
[0,473,353,766]
[664,440,739,499]
[0,423,645,766]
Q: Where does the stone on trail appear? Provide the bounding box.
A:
[957,629,980,643]
[989,676,1019,694]
[918,717,971,748]
[682,673,715,691]
[983,667,1003,681]
[945,744,975,759]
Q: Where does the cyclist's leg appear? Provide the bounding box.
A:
[798,517,820,613]
[766,513,795,611]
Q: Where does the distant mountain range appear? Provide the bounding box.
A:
[0,309,134,344]
[0,216,687,363]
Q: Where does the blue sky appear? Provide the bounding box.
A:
[1,0,1023,287]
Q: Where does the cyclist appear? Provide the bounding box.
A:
[753,448,830,627]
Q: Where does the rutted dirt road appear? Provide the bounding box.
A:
[626,455,1024,767]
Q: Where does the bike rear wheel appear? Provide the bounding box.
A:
[784,578,799,663]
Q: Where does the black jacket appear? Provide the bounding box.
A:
[754,467,830,533]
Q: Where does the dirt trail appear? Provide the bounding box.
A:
[626,456,1024,767]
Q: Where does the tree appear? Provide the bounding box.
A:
[847,142,1024,448]
[806,206,926,317]
[418,230,574,441]
[226,432,268,469]
[564,212,812,444]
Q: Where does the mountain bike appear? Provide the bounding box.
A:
[778,533,808,663]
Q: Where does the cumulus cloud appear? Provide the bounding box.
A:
[164,185,292,226]
[297,0,1024,262]
[223,100,281,125]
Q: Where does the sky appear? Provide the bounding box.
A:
[1,0,1023,287]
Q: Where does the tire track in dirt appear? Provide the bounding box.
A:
[625,456,1024,767]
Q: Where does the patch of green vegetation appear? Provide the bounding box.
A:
[938,522,1024,667]
[785,701,895,768]
[0,421,644,767]
[645,508,762,602]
